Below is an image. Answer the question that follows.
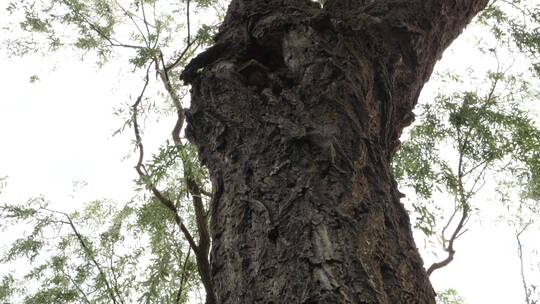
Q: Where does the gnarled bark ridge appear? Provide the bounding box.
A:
[182,0,488,303]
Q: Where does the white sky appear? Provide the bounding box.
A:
[0,50,174,207]
[0,4,539,304]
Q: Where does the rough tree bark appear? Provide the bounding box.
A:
[181,0,488,303]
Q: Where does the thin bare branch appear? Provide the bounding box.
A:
[108,245,125,304]
[186,0,191,45]
[427,203,469,276]
[62,268,93,304]
[517,222,533,304]
[130,63,199,254]
[428,135,471,276]
[462,157,492,178]
[175,246,192,304]
[61,0,146,50]
[63,213,120,304]
[469,161,491,194]
[441,207,459,249]
[165,38,200,72]
[113,0,149,47]
[140,0,152,46]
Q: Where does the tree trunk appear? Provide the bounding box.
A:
[182,0,488,302]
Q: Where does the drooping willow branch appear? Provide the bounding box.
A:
[427,61,504,276]
[175,245,192,304]
[63,0,215,299]
[41,207,122,304]
[131,64,197,251]
[130,62,215,304]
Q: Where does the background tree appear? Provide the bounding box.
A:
[2,0,223,302]
[394,48,540,276]
[1,197,204,303]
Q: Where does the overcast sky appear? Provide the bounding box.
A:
[0,5,539,303]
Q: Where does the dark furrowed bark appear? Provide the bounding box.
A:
[325,0,490,154]
[182,0,488,302]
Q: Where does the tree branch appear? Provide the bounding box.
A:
[131,64,199,254]
[428,133,471,276]
[112,0,149,47]
[165,37,200,73]
[108,245,125,304]
[65,214,119,304]
[130,63,216,304]
[38,207,120,302]
[61,0,146,50]
[186,179,215,303]
[517,221,533,304]
[186,0,191,46]
[61,267,92,304]
[175,246,192,304]
[427,202,469,276]
[156,50,218,304]
[140,0,152,47]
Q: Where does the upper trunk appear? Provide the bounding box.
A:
[182,0,488,303]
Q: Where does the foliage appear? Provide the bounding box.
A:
[0,197,201,304]
[436,289,466,304]
[393,0,540,278]
[1,0,221,302]
[478,0,540,76]
[395,60,540,234]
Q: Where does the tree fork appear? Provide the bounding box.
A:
[182,0,488,302]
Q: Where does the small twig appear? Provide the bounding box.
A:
[153,50,186,148]
[108,245,125,304]
[427,203,469,276]
[67,214,119,304]
[455,228,469,240]
[113,0,149,47]
[462,157,492,178]
[517,222,533,304]
[40,207,120,303]
[186,0,191,45]
[485,48,502,104]
[441,207,459,248]
[165,38,200,72]
[428,138,471,276]
[469,161,491,193]
[132,65,152,176]
[61,0,145,50]
[131,64,199,254]
[62,268,92,304]
[140,0,152,47]
[175,246,192,304]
